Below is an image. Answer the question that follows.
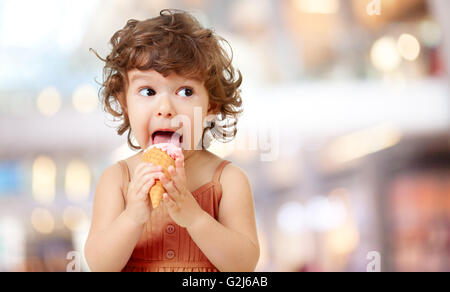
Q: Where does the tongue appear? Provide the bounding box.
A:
[153,132,182,148]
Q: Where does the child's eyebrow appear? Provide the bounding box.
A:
[130,73,200,86]
[129,73,153,83]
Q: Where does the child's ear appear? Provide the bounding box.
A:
[207,102,220,115]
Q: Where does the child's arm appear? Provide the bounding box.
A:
[84,164,144,272]
[84,163,163,271]
[186,165,260,272]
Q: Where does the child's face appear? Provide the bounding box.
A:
[125,69,215,150]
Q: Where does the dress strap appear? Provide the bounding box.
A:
[213,160,231,184]
[118,160,130,199]
[212,160,231,196]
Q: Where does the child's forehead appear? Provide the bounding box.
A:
[128,69,204,85]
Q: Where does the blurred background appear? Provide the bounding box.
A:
[0,0,449,272]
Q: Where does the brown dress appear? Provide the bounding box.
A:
[117,159,231,272]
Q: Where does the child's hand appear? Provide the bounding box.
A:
[125,162,164,226]
[159,157,206,228]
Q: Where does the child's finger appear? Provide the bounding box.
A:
[163,193,177,209]
[163,190,176,202]
[168,166,187,196]
[175,158,185,177]
[168,165,181,186]
[137,178,155,200]
[168,165,177,178]
[137,164,162,178]
[160,174,182,201]
[134,172,162,200]
[133,167,158,188]
[134,162,152,176]
[135,172,163,191]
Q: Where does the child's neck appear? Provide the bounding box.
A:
[183,149,204,166]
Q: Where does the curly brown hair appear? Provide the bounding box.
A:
[92,9,243,151]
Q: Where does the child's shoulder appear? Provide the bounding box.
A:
[116,151,144,189]
[91,161,126,212]
[98,152,142,193]
[98,161,126,191]
[198,150,234,174]
[220,160,248,185]
[201,151,247,183]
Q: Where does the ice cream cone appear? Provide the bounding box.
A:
[142,146,179,209]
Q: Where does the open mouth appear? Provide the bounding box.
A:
[151,130,183,147]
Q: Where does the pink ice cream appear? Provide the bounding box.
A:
[147,143,184,161]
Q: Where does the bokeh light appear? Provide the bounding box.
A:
[32,156,56,204]
[63,206,89,231]
[293,0,340,14]
[419,19,442,48]
[36,87,62,117]
[65,159,91,202]
[327,124,402,164]
[371,36,401,72]
[72,84,98,114]
[30,208,55,234]
[398,34,421,61]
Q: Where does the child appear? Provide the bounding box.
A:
[84,9,260,272]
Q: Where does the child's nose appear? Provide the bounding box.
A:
[157,111,173,118]
[156,96,175,118]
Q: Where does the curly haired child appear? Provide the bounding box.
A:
[84,9,259,272]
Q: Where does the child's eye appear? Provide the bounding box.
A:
[178,87,194,97]
[139,88,156,97]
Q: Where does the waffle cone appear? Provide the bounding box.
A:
[142,147,176,209]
